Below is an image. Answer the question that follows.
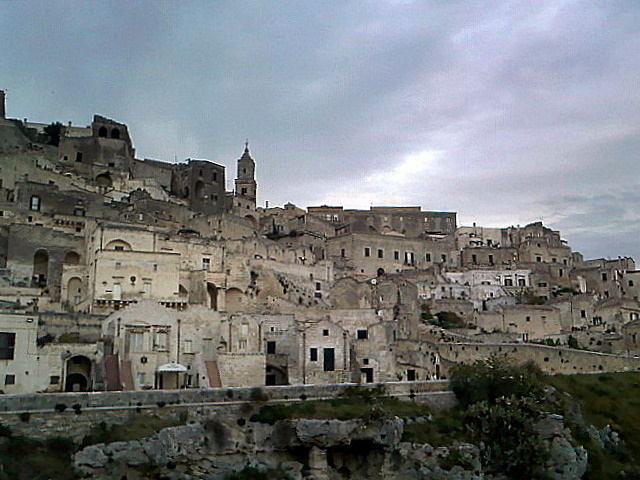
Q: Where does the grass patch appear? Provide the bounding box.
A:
[402,407,468,446]
[0,434,79,479]
[250,387,433,425]
[548,371,640,479]
[82,414,181,446]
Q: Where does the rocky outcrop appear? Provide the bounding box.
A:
[74,411,591,480]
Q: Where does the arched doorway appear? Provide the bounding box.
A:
[96,173,113,188]
[207,283,218,310]
[65,355,92,392]
[226,288,244,314]
[64,251,80,264]
[194,180,205,199]
[67,277,83,305]
[33,249,49,287]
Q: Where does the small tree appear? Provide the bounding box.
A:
[567,334,579,349]
[43,122,63,146]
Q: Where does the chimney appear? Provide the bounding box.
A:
[0,90,5,119]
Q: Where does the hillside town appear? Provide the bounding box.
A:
[1,90,640,395]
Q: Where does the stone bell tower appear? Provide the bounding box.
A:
[234,141,257,209]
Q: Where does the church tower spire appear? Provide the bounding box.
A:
[235,141,257,208]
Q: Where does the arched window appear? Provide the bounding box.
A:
[105,239,132,251]
[98,126,108,137]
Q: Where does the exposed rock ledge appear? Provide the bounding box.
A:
[74,414,587,480]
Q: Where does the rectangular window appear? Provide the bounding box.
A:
[202,258,211,271]
[552,258,557,263]
[518,278,526,287]
[525,316,531,322]
[394,251,399,260]
[115,262,121,270]
[488,254,494,264]
[50,375,60,385]
[143,282,152,296]
[4,374,15,385]
[323,348,335,371]
[538,282,548,287]
[581,310,586,318]
[629,280,635,287]
[407,369,416,381]
[425,253,431,262]
[602,273,608,281]
[29,195,40,211]
[322,329,329,336]
[364,247,370,257]
[129,332,143,351]
[240,324,249,336]
[377,249,384,258]
[184,339,193,354]
[472,254,477,263]
[75,151,83,162]
[154,331,168,351]
[357,329,368,339]
[137,372,146,386]
[441,254,447,263]
[536,256,542,262]
[315,282,321,291]
[558,269,563,277]
[504,278,513,286]
[310,348,318,361]
[340,249,345,258]
[266,341,276,354]
[0,332,16,360]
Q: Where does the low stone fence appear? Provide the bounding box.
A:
[0,381,456,440]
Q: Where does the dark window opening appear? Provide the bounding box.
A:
[407,369,416,381]
[75,152,83,162]
[4,374,15,385]
[266,341,276,354]
[357,329,368,339]
[310,348,318,361]
[322,329,329,336]
[0,332,16,360]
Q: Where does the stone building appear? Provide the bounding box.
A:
[0,91,639,396]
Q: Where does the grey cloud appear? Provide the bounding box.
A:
[2,1,640,260]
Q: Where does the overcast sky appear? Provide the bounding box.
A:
[1,1,639,261]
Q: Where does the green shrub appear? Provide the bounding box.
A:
[465,397,548,477]
[450,356,545,408]
[250,387,269,402]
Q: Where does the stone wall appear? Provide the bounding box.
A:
[0,381,454,440]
